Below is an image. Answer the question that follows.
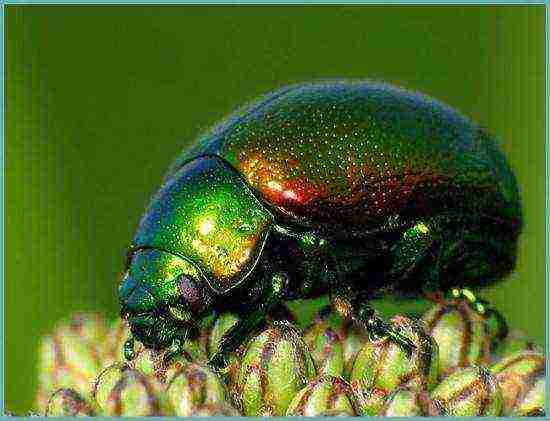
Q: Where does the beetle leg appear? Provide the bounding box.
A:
[358,306,416,354]
[449,287,509,342]
[331,294,415,354]
[388,220,438,280]
[208,272,289,372]
[157,328,193,368]
[162,337,185,365]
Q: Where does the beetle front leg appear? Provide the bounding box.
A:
[161,328,193,365]
[208,272,289,371]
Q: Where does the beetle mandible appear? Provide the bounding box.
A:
[118,81,522,369]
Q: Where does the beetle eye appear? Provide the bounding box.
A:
[177,274,204,312]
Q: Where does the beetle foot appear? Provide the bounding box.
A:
[449,287,508,342]
[366,316,416,355]
[450,287,478,305]
[449,287,492,317]
[161,338,184,366]
[352,305,417,355]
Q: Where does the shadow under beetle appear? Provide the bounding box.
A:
[118,81,522,369]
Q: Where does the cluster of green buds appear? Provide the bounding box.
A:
[29,295,545,416]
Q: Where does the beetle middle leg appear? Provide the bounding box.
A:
[387,218,443,284]
[326,264,416,352]
[331,292,416,353]
[208,271,289,371]
[324,217,444,353]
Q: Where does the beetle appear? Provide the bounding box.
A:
[118,80,522,369]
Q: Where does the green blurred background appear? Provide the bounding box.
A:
[6,5,546,412]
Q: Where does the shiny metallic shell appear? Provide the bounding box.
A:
[169,81,521,238]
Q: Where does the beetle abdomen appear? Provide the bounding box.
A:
[170,81,521,238]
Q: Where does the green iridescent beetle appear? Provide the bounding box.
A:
[118,81,522,369]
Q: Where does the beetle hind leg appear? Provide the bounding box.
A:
[448,287,509,342]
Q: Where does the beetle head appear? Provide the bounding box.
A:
[119,248,212,350]
[120,156,274,354]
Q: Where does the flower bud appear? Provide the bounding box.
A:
[92,363,167,416]
[304,326,344,378]
[127,347,192,386]
[208,312,240,358]
[341,323,370,376]
[316,408,356,416]
[491,350,545,416]
[304,308,368,378]
[430,365,503,416]
[45,388,96,416]
[130,347,162,379]
[165,362,228,416]
[378,386,438,416]
[123,336,208,386]
[102,318,132,365]
[286,375,357,416]
[233,321,316,416]
[36,313,108,411]
[187,403,241,416]
[514,378,545,416]
[351,386,387,416]
[422,299,492,377]
[207,312,242,386]
[350,315,438,409]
